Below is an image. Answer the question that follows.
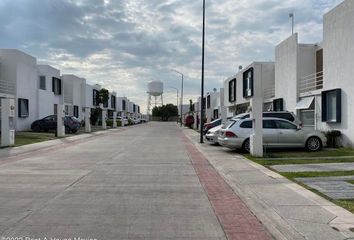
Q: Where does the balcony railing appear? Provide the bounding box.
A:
[0,79,15,96]
[299,71,323,94]
[263,86,275,99]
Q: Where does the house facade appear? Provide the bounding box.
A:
[0,49,39,131]
[37,65,63,119]
[274,0,354,146]
[223,62,275,118]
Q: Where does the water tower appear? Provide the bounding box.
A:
[147,81,164,115]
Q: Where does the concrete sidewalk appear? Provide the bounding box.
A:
[0,127,127,162]
[183,128,354,240]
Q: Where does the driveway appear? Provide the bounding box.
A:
[0,122,269,240]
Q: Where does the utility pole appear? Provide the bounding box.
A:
[200,0,205,143]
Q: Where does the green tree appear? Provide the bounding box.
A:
[97,88,110,107]
[152,104,178,121]
[189,99,194,113]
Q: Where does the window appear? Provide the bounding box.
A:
[228,78,236,102]
[65,105,69,115]
[133,104,136,112]
[52,77,62,95]
[321,89,341,123]
[213,109,219,119]
[243,68,253,98]
[240,120,252,128]
[18,98,29,118]
[122,100,126,111]
[272,98,284,111]
[138,106,140,113]
[93,89,99,106]
[111,95,116,110]
[54,104,58,115]
[207,95,211,108]
[263,120,276,129]
[275,120,297,130]
[300,99,315,127]
[39,76,46,90]
[73,105,79,118]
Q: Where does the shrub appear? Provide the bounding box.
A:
[325,130,342,148]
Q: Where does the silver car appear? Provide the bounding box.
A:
[205,125,222,145]
[218,117,327,152]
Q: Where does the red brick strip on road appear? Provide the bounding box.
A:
[181,133,272,240]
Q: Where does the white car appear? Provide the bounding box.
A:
[117,116,129,125]
[218,117,327,152]
[205,125,223,145]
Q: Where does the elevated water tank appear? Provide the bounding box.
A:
[147,81,163,96]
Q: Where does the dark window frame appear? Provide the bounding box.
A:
[92,89,99,106]
[122,99,126,111]
[52,77,62,95]
[321,88,341,123]
[272,98,284,111]
[207,95,211,109]
[39,76,46,90]
[73,105,79,118]
[18,98,29,118]
[111,95,116,110]
[228,78,236,102]
[243,68,254,98]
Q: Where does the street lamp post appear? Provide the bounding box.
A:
[200,0,205,143]
[171,69,184,127]
[289,13,294,35]
[170,87,179,123]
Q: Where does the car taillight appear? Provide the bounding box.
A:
[225,131,237,138]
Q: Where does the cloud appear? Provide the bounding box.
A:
[0,0,345,113]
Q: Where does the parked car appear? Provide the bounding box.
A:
[205,125,223,145]
[31,115,81,133]
[133,118,141,124]
[206,116,245,145]
[218,117,326,152]
[231,111,302,126]
[116,116,129,125]
[203,118,222,134]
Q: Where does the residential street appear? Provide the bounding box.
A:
[0,123,270,240]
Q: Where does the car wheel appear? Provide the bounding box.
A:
[242,138,250,153]
[306,137,322,151]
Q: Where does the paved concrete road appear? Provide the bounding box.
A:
[0,123,229,240]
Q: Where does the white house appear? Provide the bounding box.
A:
[223,62,275,118]
[205,89,220,122]
[62,74,86,120]
[37,65,63,119]
[117,97,129,117]
[275,0,354,146]
[0,49,38,131]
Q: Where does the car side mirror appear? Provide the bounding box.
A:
[296,126,301,131]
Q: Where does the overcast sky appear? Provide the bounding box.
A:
[0,0,343,112]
